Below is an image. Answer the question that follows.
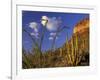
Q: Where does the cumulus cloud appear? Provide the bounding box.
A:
[29,22,38,32]
[29,22,37,29]
[49,37,53,40]
[49,36,58,40]
[34,28,38,33]
[30,32,39,39]
[46,17,59,31]
[49,32,60,41]
[41,16,62,31]
[50,32,60,37]
[50,32,56,36]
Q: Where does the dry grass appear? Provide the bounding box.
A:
[22,28,89,69]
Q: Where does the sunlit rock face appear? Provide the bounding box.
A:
[71,18,89,57]
[73,18,89,34]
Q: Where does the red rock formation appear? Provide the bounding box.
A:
[73,18,89,34]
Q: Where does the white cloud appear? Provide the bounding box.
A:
[29,22,38,32]
[46,17,58,31]
[50,32,60,37]
[34,28,38,33]
[30,32,39,39]
[49,37,53,40]
[29,22,37,29]
[41,16,62,31]
[50,32,56,36]
[49,36,58,40]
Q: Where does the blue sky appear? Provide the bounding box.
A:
[22,11,89,52]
